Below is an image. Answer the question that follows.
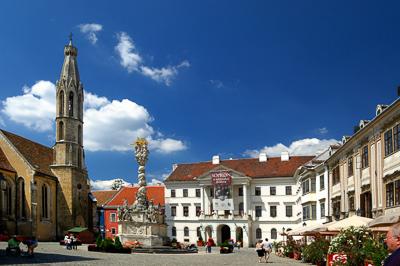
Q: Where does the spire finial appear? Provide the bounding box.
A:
[68,32,73,45]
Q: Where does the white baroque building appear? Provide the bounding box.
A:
[164,153,313,247]
[294,145,340,230]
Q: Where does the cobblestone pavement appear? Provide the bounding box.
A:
[0,242,308,266]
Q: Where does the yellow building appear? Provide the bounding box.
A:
[0,38,95,241]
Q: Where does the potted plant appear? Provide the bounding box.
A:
[360,235,388,266]
[218,241,233,254]
[329,226,377,266]
[171,238,178,248]
[302,235,330,265]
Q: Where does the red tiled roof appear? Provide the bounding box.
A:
[0,148,16,173]
[0,129,55,177]
[166,156,314,182]
[106,186,165,207]
[92,190,118,206]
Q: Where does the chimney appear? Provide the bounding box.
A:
[281,151,289,161]
[212,155,220,165]
[172,163,178,171]
[259,153,267,162]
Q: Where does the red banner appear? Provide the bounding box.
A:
[211,171,232,186]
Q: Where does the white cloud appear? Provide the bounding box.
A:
[209,79,224,89]
[115,32,142,73]
[1,81,187,154]
[318,127,328,134]
[90,178,131,190]
[148,178,163,185]
[148,138,187,154]
[2,81,55,131]
[115,32,189,86]
[244,138,340,158]
[78,23,103,44]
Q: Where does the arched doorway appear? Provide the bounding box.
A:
[236,227,243,246]
[218,224,231,243]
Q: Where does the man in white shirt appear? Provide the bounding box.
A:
[262,238,272,261]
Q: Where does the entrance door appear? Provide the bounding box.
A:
[220,225,231,243]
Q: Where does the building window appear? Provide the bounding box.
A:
[285,186,292,195]
[183,206,189,217]
[41,184,49,219]
[195,189,201,198]
[271,228,277,240]
[111,228,116,235]
[171,189,176,198]
[394,124,400,152]
[255,206,262,217]
[361,145,369,168]
[255,187,261,196]
[172,226,176,237]
[171,206,176,217]
[320,202,325,218]
[68,91,74,117]
[302,179,310,195]
[59,90,64,116]
[210,187,214,197]
[348,196,355,211]
[286,205,292,217]
[78,93,82,119]
[332,166,340,185]
[386,180,400,208]
[311,178,316,192]
[312,204,316,219]
[197,227,201,237]
[270,186,276,196]
[256,228,262,239]
[385,129,394,156]
[78,125,82,146]
[332,201,341,220]
[5,182,12,216]
[348,157,354,177]
[184,227,189,237]
[320,175,325,190]
[238,187,243,196]
[239,202,244,215]
[58,121,64,141]
[196,206,201,216]
[183,189,188,197]
[303,203,317,220]
[110,213,116,222]
[270,206,277,217]
[17,178,25,219]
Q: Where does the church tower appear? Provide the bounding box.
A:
[51,36,91,236]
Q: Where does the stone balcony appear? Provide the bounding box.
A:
[198,212,251,221]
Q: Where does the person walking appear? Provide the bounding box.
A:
[255,240,265,263]
[206,237,214,253]
[262,238,273,262]
[384,222,400,266]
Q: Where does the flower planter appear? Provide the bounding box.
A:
[197,241,204,247]
[293,252,301,260]
[87,245,131,254]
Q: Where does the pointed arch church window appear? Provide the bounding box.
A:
[78,125,82,145]
[17,178,26,219]
[58,121,64,140]
[78,93,82,120]
[68,91,74,117]
[59,90,64,116]
[41,184,49,219]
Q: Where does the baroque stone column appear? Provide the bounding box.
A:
[133,138,148,209]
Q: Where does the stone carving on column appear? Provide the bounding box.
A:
[117,138,166,247]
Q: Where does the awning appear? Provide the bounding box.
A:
[327,215,372,231]
[287,221,337,236]
[368,213,400,228]
[67,227,88,233]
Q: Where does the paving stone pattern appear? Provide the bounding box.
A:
[0,242,307,266]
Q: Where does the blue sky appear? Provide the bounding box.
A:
[0,1,398,189]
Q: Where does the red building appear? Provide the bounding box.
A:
[103,185,165,239]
